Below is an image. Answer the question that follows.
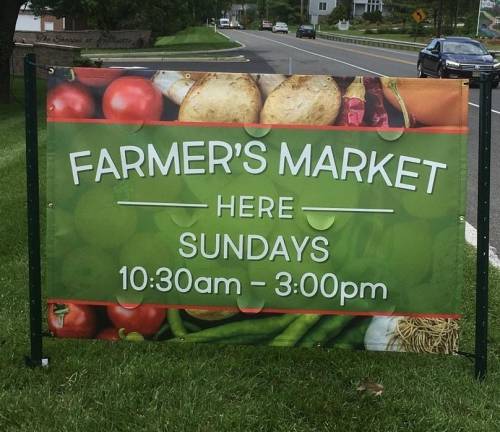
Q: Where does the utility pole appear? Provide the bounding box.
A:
[437,0,444,37]
[301,0,304,22]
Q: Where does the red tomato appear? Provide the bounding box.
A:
[47,83,95,119]
[48,303,98,338]
[102,76,163,121]
[107,304,165,336]
[74,67,123,87]
[96,327,120,341]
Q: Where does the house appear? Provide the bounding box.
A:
[481,0,495,9]
[228,3,257,23]
[15,3,65,32]
[308,0,337,24]
[308,1,384,24]
[352,0,384,17]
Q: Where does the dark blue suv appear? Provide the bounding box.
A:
[417,37,500,87]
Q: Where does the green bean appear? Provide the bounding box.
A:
[332,317,371,349]
[153,322,170,340]
[171,314,297,343]
[167,309,188,337]
[183,320,202,332]
[299,315,354,347]
[269,314,321,347]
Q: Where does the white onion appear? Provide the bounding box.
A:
[364,316,402,352]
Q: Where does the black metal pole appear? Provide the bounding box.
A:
[475,72,492,380]
[24,53,44,368]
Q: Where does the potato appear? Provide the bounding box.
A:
[260,75,342,125]
[179,73,262,123]
[251,73,287,98]
[382,78,469,127]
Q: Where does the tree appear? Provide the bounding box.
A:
[384,0,480,34]
[327,4,349,25]
[0,0,25,104]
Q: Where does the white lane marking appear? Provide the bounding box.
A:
[468,102,500,115]
[466,222,500,268]
[302,207,394,213]
[240,31,386,76]
[243,31,500,116]
[117,201,208,208]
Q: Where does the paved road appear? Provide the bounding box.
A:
[106,30,500,253]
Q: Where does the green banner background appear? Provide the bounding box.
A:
[46,121,466,316]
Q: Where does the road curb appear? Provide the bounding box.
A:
[98,55,249,63]
[466,222,500,268]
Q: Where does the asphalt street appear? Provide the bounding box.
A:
[105,30,500,253]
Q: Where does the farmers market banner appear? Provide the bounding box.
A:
[46,68,468,353]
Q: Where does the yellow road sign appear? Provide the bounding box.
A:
[412,8,426,24]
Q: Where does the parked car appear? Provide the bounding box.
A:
[229,20,244,29]
[218,18,230,29]
[417,36,500,87]
[296,24,316,39]
[272,22,289,34]
[260,20,273,31]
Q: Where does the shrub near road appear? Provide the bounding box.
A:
[0,78,499,431]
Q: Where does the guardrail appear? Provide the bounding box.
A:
[316,31,500,56]
[316,31,426,51]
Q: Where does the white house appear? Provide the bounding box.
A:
[352,0,384,17]
[308,1,384,24]
[228,3,257,22]
[481,0,495,9]
[308,0,337,24]
[16,3,65,31]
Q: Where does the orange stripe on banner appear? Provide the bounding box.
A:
[47,118,469,135]
[46,299,462,319]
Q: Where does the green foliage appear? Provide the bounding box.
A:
[362,10,383,24]
[327,5,349,25]
[29,0,233,35]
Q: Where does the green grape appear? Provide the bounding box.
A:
[119,232,181,274]
[61,246,117,297]
[74,186,137,249]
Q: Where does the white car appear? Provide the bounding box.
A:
[272,22,288,34]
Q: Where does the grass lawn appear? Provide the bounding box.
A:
[83,26,240,56]
[154,26,240,51]
[0,77,499,431]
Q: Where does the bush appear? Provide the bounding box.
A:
[327,4,348,25]
[362,10,383,23]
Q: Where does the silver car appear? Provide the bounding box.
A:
[272,22,289,34]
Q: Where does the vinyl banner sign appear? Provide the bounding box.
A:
[46,68,468,352]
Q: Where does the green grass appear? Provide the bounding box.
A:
[82,26,240,56]
[154,26,240,51]
[0,77,499,431]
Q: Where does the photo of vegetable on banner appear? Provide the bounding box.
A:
[45,67,468,353]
